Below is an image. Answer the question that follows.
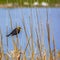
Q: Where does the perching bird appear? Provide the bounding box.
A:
[6,26,21,37]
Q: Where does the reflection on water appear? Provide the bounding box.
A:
[0,8,60,52]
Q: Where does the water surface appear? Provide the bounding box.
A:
[0,8,60,53]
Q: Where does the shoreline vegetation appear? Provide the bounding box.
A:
[0,0,60,8]
[0,3,60,8]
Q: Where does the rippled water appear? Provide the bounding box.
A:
[0,8,60,53]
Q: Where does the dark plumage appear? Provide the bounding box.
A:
[6,27,21,37]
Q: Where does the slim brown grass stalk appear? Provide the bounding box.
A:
[36,8,40,34]
[29,15,34,60]
[35,7,42,47]
[0,29,4,60]
[29,0,34,60]
[23,51,26,60]
[57,51,60,60]
[40,21,44,49]
[0,51,2,60]
[6,26,9,60]
[36,56,40,60]
[21,11,30,52]
[40,21,46,60]
[0,29,2,60]
[17,53,21,60]
[16,35,19,49]
[29,0,35,52]
[6,26,8,52]
[46,8,52,60]
[35,28,42,60]
[35,9,43,59]
[31,51,34,60]
[46,19,51,53]
[24,36,31,53]
[16,23,19,49]
[35,6,43,60]
[52,34,56,60]
[42,50,46,60]
[46,20,53,60]
[22,11,28,42]
[29,15,34,52]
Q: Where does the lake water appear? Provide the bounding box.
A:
[0,8,60,53]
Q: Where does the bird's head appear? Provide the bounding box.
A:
[17,27,21,30]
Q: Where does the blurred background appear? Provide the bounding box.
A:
[0,0,60,60]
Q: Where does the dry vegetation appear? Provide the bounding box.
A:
[0,7,60,60]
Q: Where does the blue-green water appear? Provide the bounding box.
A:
[0,8,60,53]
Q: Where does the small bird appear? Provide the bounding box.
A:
[6,26,21,37]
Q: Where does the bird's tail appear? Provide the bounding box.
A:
[6,34,11,37]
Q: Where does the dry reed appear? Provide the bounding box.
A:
[0,0,59,59]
